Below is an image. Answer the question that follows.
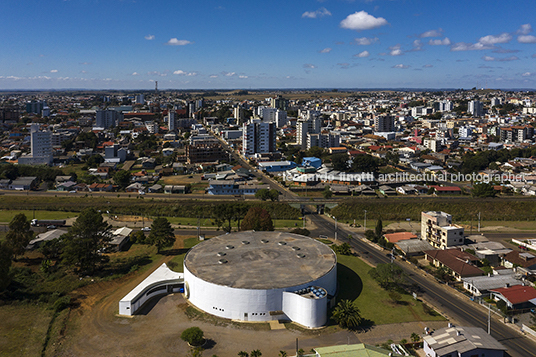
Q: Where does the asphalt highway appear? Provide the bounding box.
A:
[307,212,536,357]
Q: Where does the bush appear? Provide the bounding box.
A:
[181,327,204,346]
[53,296,71,312]
[289,228,310,236]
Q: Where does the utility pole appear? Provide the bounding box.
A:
[488,303,491,334]
[478,212,481,233]
[364,210,367,232]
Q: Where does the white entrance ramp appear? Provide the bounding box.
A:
[119,263,184,316]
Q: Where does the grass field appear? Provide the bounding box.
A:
[337,254,445,325]
[0,303,53,357]
[0,210,79,223]
[167,216,301,229]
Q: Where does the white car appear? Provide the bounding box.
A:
[141,227,151,232]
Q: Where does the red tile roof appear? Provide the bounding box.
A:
[384,232,418,243]
[490,285,536,305]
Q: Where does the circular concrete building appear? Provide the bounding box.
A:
[183,231,337,328]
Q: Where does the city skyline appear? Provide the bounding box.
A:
[2,0,536,90]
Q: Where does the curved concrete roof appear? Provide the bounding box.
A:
[184,231,336,289]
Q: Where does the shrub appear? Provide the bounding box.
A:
[181,327,204,346]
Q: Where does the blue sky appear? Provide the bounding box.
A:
[1,0,536,90]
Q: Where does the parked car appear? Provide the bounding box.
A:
[47,225,56,229]
[141,227,151,232]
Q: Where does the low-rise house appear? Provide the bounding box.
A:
[396,185,417,195]
[351,185,376,196]
[384,232,418,244]
[148,184,163,193]
[126,182,145,193]
[395,239,434,258]
[502,250,536,269]
[27,229,68,250]
[430,185,463,195]
[164,185,188,194]
[423,325,506,357]
[206,180,269,195]
[108,227,132,252]
[490,284,536,310]
[313,343,396,357]
[0,178,12,189]
[88,183,114,192]
[9,176,37,190]
[425,249,484,281]
[462,269,523,297]
[56,181,77,191]
[378,185,397,196]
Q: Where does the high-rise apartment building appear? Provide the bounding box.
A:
[306,133,340,150]
[296,111,322,148]
[18,124,53,165]
[468,100,484,117]
[271,95,289,110]
[373,115,395,132]
[96,109,122,128]
[242,119,276,156]
[167,111,177,131]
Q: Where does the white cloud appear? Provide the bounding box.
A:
[482,55,519,62]
[354,50,370,58]
[221,71,236,77]
[420,29,443,38]
[518,24,533,35]
[166,38,192,46]
[393,64,409,69]
[353,37,378,45]
[518,35,536,43]
[209,75,218,78]
[50,69,58,73]
[145,35,155,40]
[522,72,533,77]
[132,72,139,76]
[302,7,331,19]
[319,47,332,53]
[303,64,316,69]
[479,33,512,45]
[239,75,248,79]
[389,44,403,56]
[429,38,451,46]
[340,11,388,31]
[423,64,433,68]
[173,70,197,76]
[450,42,494,51]
[409,39,423,52]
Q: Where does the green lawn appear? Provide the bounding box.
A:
[0,210,79,223]
[337,254,445,325]
[167,217,301,229]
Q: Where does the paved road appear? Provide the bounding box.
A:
[307,212,536,357]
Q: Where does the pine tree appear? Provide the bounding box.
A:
[148,217,175,253]
[5,213,33,258]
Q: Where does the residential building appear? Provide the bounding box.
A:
[421,211,464,249]
[186,141,226,164]
[438,100,454,112]
[296,115,322,148]
[306,132,340,150]
[490,284,536,310]
[271,95,288,110]
[242,119,276,156]
[26,101,46,114]
[468,100,484,117]
[206,180,269,195]
[313,343,395,357]
[104,144,127,163]
[425,249,483,281]
[18,124,53,165]
[167,111,177,131]
[423,325,506,357]
[373,115,395,132]
[96,109,122,128]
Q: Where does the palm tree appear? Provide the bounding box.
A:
[279,351,288,357]
[250,350,262,357]
[411,332,421,342]
[238,352,248,357]
[332,299,363,329]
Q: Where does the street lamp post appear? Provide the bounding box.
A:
[364,210,367,232]
[334,216,338,241]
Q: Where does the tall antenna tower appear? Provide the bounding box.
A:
[155,81,158,93]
